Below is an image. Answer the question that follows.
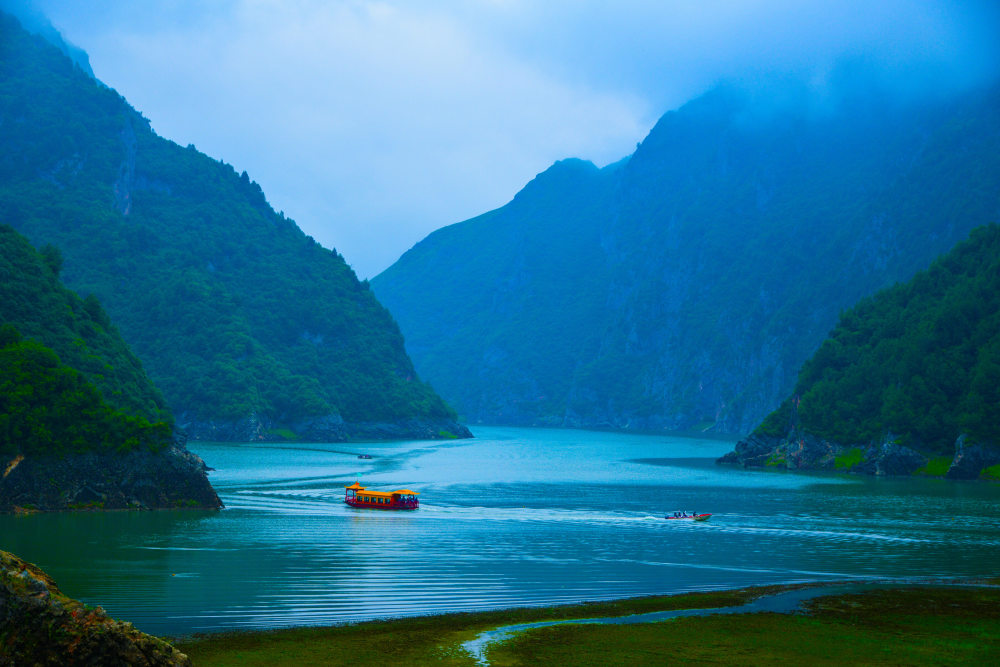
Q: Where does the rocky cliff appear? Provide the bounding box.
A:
[0,442,222,512]
[1,550,189,665]
[374,78,1000,435]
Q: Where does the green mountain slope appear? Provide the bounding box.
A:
[721,225,1000,478]
[373,77,1000,434]
[0,221,170,455]
[0,224,169,424]
[0,324,171,457]
[0,11,465,441]
[0,224,221,509]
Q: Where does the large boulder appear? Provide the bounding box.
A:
[946,436,1000,480]
[0,550,189,665]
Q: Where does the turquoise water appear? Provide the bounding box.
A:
[1,426,998,635]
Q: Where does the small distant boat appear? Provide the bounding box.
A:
[665,511,711,521]
[357,454,372,459]
[345,482,419,510]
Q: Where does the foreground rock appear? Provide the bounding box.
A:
[0,444,222,512]
[0,550,189,665]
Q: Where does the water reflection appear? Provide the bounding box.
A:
[1,427,998,636]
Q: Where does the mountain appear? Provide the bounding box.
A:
[373,75,1000,434]
[0,0,94,77]
[0,11,468,442]
[0,224,221,511]
[719,225,1000,479]
[1,223,172,450]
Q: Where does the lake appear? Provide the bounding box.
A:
[2,426,998,636]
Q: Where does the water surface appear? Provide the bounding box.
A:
[2,426,997,635]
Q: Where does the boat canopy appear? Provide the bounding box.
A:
[346,482,419,499]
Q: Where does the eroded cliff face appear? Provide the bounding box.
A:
[0,550,189,665]
[0,443,222,512]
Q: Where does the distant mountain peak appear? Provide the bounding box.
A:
[0,2,94,78]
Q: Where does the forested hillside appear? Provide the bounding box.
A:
[756,225,1000,452]
[0,224,169,424]
[0,224,171,457]
[374,76,1000,434]
[0,224,222,510]
[721,225,1000,478]
[0,11,465,441]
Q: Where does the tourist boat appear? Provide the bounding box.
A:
[665,511,711,521]
[344,482,419,510]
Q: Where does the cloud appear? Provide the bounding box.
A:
[27,0,1000,277]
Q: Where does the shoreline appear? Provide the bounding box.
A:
[172,577,1000,665]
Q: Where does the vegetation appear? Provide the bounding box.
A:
[915,457,953,477]
[0,11,455,431]
[486,587,1000,666]
[0,321,172,459]
[834,447,864,470]
[0,224,170,424]
[175,587,771,666]
[175,585,1000,666]
[0,224,173,456]
[760,225,1000,455]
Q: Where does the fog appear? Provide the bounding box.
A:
[6,0,999,277]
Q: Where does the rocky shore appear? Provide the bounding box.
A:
[0,443,222,513]
[0,550,190,665]
[178,411,473,443]
[718,430,1000,480]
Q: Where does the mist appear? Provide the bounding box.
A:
[9,0,1000,278]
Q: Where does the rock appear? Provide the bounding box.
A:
[854,439,927,476]
[0,444,222,513]
[0,550,189,665]
[946,436,1000,480]
[717,434,781,468]
[717,431,842,470]
[718,431,926,477]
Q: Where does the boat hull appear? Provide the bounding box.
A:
[665,513,711,521]
[345,498,418,511]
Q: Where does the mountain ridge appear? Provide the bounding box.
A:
[0,10,470,442]
[374,75,1000,434]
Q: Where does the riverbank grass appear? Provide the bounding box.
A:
[487,587,1000,665]
[174,588,768,666]
[175,585,1000,666]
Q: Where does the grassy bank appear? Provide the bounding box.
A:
[174,584,1000,666]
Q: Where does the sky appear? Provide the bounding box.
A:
[10,1,1000,278]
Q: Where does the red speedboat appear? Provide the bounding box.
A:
[345,482,419,510]
[665,511,711,521]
